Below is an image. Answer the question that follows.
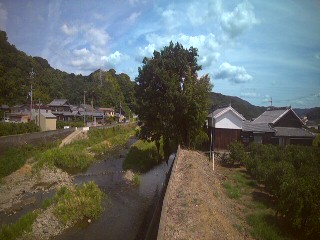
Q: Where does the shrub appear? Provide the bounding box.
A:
[245,143,320,239]
[228,141,248,166]
[0,122,40,136]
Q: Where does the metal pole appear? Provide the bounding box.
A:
[84,91,86,126]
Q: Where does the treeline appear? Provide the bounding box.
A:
[0,122,40,136]
[230,142,320,239]
[0,31,135,114]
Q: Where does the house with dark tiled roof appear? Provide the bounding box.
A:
[241,107,315,146]
[207,105,246,150]
[48,99,72,121]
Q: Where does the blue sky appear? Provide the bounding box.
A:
[0,0,320,108]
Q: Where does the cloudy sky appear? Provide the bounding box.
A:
[0,0,320,108]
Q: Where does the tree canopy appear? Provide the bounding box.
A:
[0,30,135,114]
[134,42,212,156]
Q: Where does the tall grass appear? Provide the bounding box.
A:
[123,139,164,172]
[53,182,104,224]
[0,211,38,240]
[0,141,59,179]
[34,124,136,172]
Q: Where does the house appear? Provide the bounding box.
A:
[242,107,315,146]
[98,107,115,117]
[5,112,30,123]
[48,99,72,121]
[39,112,57,131]
[79,104,104,124]
[207,105,246,150]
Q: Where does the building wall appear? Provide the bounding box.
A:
[215,111,243,129]
[274,110,302,128]
[40,115,57,131]
[213,128,241,150]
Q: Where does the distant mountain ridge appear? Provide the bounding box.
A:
[209,92,266,120]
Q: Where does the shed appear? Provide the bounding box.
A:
[208,105,245,150]
[40,112,57,131]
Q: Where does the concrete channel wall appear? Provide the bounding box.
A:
[157,145,182,240]
[0,128,75,154]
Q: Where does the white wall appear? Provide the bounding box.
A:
[215,110,243,129]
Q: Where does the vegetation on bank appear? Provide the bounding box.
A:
[53,182,104,224]
[0,211,38,240]
[123,139,164,172]
[34,124,135,172]
[228,142,320,239]
[56,121,84,129]
[0,141,59,179]
[0,122,40,137]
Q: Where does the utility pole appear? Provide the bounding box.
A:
[29,68,36,121]
[91,99,94,123]
[38,99,40,127]
[84,91,86,126]
[268,97,273,107]
[119,102,122,123]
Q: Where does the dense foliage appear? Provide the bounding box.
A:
[239,143,320,239]
[0,122,40,136]
[123,139,164,172]
[0,31,135,114]
[135,42,212,157]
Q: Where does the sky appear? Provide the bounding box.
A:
[0,0,320,108]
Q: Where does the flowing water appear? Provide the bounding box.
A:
[55,138,174,240]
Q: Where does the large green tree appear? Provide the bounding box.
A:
[134,42,212,156]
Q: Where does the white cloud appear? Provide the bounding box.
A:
[73,48,90,56]
[215,62,253,83]
[102,51,130,68]
[314,53,320,60]
[86,28,110,46]
[136,44,156,61]
[220,0,259,38]
[143,33,221,68]
[0,3,8,31]
[126,11,141,24]
[61,23,78,35]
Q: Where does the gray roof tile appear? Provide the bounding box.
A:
[274,127,315,138]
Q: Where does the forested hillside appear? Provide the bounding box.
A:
[0,31,135,113]
[209,92,266,120]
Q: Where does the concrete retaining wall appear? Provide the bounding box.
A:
[157,145,182,240]
[0,128,75,154]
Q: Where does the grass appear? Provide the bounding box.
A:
[53,181,104,224]
[247,212,290,240]
[0,141,59,180]
[34,124,136,173]
[0,211,38,240]
[123,139,164,172]
[222,167,293,240]
[222,171,255,199]
[132,173,141,185]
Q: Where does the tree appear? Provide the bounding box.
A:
[134,42,212,157]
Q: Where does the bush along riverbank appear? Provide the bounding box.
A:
[123,139,164,172]
[0,124,136,239]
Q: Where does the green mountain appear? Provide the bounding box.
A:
[0,30,135,113]
[209,92,266,120]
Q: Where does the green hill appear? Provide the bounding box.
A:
[0,30,135,113]
[209,92,266,120]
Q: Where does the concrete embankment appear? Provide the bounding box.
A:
[157,149,242,240]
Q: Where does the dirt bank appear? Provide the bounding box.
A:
[0,162,72,214]
[158,149,253,240]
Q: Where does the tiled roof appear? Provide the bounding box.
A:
[253,109,289,124]
[48,99,69,106]
[208,106,245,120]
[274,127,315,138]
[242,121,275,133]
[41,112,56,118]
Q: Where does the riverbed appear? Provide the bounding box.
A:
[55,138,174,240]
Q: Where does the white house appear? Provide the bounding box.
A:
[207,105,245,150]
